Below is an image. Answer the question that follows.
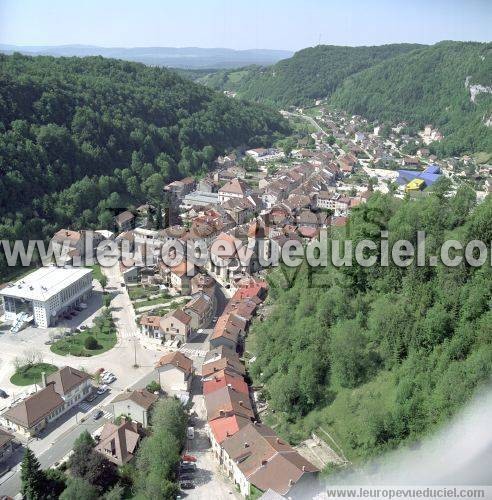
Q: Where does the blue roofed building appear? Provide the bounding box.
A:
[397,165,441,188]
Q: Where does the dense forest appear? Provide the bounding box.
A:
[331,41,492,156]
[0,53,288,278]
[197,41,491,155]
[197,44,423,107]
[249,185,492,463]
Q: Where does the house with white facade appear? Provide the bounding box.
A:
[155,351,193,395]
[1,366,92,436]
[111,389,158,427]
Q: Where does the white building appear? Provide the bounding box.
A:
[0,266,93,328]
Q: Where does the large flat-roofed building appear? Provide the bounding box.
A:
[0,266,93,328]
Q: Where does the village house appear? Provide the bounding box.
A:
[218,178,252,204]
[220,422,319,497]
[0,429,14,465]
[139,315,162,339]
[159,309,192,344]
[111,389,158,427]
[159,259,197,295]
[222,197,256,225]
[155,351,193,395]
[1,366,92,436]
[401,156,420,168]
[164,177,196,202]
[205,386,255,423]
[120,258,140,284]
[245,147,267,160]
[95,418,143,466]
[184,292,215,330]
[115,210,135,232]
[50,229,103,264]
[207,232,255,283]
[201,355,246,379]
[210,312,247,351]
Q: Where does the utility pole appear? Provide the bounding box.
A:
[132,337,139,368]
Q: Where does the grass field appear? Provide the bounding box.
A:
[10,362,58,386]
[51,310,117,357]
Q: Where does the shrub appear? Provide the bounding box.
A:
[146,380,161,393]
[84,336,100,350]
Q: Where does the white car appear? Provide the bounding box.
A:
[97,385,109,395]
[105,375,116,384]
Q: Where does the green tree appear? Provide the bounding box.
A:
[20,448,46,500]
[60,478,99,500]
[84,336,100,350]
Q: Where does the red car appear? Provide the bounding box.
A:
[181,454,197,462]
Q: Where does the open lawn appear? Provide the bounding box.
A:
[10,363,58,386]
[128,285,162,300]
[51,310,117,357]
[134,295,173,308]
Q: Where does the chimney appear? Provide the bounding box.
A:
[302,465,306,472]
[227,383,232,388]
[244,442,249,448]
[239,400,244,407]
[276,437,281,444]
[261,459,267,466]
[41,372,47,388]
[289,479,295,486]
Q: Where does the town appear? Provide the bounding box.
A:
[0,93,489,500]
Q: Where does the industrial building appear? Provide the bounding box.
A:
[0,266,93,329]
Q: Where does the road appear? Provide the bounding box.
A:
[0,272,232,497]
[0,403,111,496]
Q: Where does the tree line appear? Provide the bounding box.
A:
[250,183,492,463]
[0,53,289,279]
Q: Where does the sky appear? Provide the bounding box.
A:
[0,0,490,51]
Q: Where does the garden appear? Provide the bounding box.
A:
[50,309,117,357]
[11,361,58,386]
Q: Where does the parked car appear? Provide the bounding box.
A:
[86,392,97,402]
[97,385,109,395]
[0,389,8,398]
[104,375,116,384]
[186,426,195,439]
[180,463,196,471]
[93,410,104,420]
[44,340,53,345]
[181,454,197,462]
[180,482,195,490]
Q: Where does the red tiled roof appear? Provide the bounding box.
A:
[156,351,193,375]
[209,415,251,444]
[203,371,249,396]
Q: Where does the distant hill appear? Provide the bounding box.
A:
[0,44,293,69]
[330,41,492,155]
[197,41,491,155]
[198,44,424,106]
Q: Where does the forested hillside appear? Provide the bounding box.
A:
[250,185,492,463]
[0,54,288,278]
[198,44,423,106]
[331,41,492,156]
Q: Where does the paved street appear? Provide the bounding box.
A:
[184,380,240,500]
[0,267,236,497]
